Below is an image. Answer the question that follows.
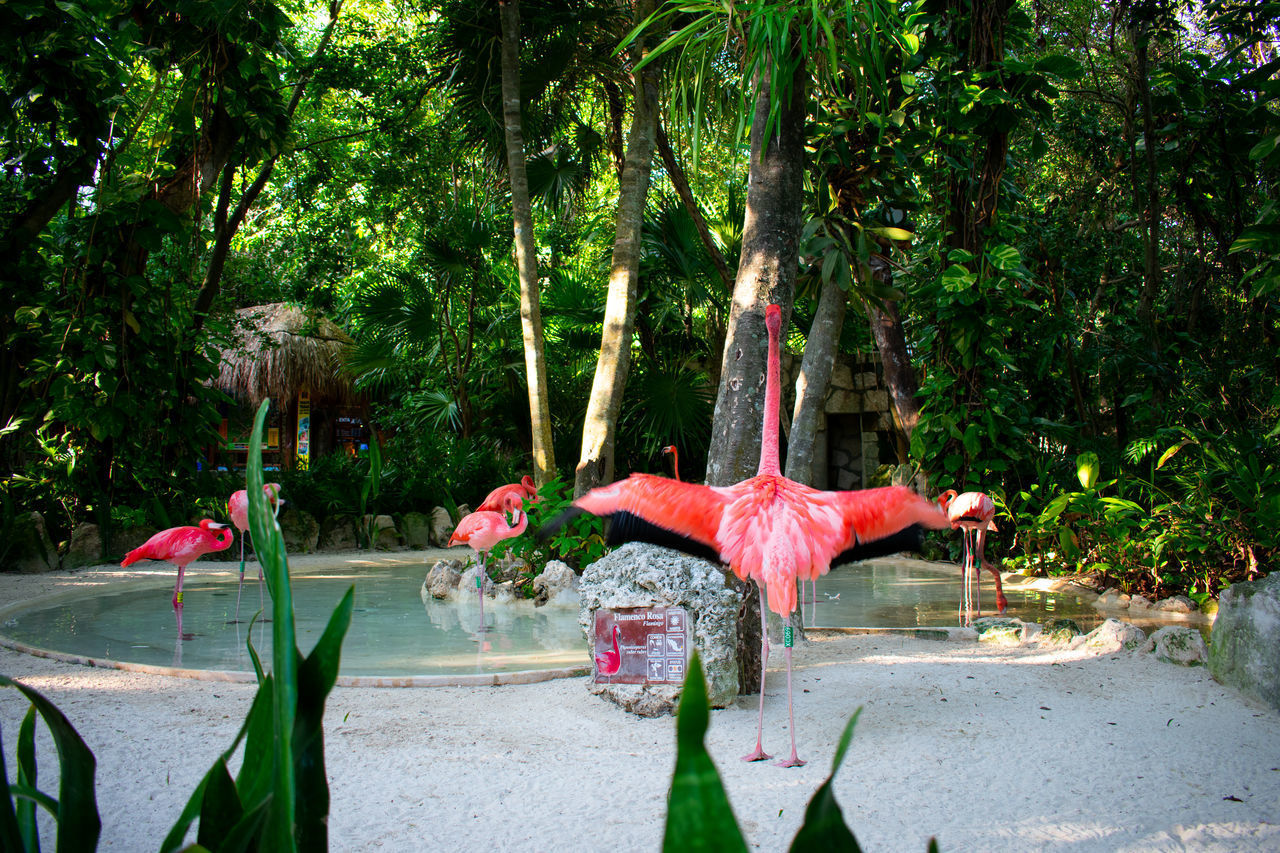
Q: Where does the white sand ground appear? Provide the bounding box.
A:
[2,551,1278,852]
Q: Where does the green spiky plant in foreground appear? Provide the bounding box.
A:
[1,399,354,852]
[666,651,940,852]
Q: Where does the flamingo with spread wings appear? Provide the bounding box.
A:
[567,305,948,767]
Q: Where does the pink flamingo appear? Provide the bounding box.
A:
[595,624,622,679]
[447,492,528,631]
[121,519,234,636]
[570,305,948,767]
[662,445,681,481]
[227,482,284,619]
[939,490,1006,625]
[476,475,539,513]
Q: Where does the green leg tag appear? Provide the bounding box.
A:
[476,576,482,588]
[784,626,794,648]
[175,592,184,604]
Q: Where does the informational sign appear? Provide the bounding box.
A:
[592,606,689,684]
[296,389,311,470]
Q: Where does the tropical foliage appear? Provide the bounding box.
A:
[0,0,1276,598]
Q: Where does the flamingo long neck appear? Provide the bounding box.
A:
[758,306,783,477]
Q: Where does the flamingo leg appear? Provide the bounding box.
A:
[234,535,247,623]
[742,583,772,762]
[476,552,488,634]
[774,612,805,768]
[976,528,1007,613]
[959,529,976,627]
[173,564,187,610]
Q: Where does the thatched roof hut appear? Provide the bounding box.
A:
[211,303,357,407]
[209,303,367,469]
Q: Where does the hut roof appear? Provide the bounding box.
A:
[211,303,359,407]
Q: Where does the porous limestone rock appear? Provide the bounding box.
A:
[279,508,320,554]
[578,542,740,714]
[400,512,433,549]
[1128,594,1153,611]
[110,526,154,560]
[1209,574,1280,711]
[1141,626,1208,666]
[5,512,58,573]
[428,507,453,547]
[458,564,494,599]
[318,516,359,551]
[64,523,104,570]
[423,559,465,600]
[533,560,579,607]
[1083,617,1146,653]
[493,580,518,604]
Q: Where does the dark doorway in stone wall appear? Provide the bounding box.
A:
[826,412,896,490]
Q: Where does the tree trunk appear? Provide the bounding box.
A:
[499,0,556,485]
[785,277,847,485]
[574,0,660,497]
[704,65,806,490]
[703,63,806,696]
[864,287,921,450]
[1135,25,1161,346]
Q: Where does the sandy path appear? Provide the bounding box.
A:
[2,555,1278,851]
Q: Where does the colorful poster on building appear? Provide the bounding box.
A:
[296,389,311,470]
[592,606,689,684]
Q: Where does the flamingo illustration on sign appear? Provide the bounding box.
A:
[561,305,948,767]
[595,624,622,680]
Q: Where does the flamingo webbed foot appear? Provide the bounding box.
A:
[773,754,806,769]
[741,746,772,762]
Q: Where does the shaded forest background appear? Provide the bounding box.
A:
[1,0,1277,602]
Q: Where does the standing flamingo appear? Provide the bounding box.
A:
[566,305,948,767]
[121,519,234,636]
[447,492,528,632]
[595,623,622,680]
[227,482,284,620]
[662,445,681,481]
[938,490,1006,625]
[477,475,539,513]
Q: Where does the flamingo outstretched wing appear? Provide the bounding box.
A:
[828,485,950,552]
[565,474,731,561]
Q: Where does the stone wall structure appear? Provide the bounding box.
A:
[779,350,897,491]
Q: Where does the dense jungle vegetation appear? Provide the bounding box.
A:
[1,0,1277,602]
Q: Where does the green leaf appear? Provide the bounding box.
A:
[1076,452,1100,490]
[0,675,101,853]
[663,651,748,852]
[1249,133,1280,162]
[788,709,864,851]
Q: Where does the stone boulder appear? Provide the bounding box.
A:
[578,542,741,715]
[423,558,465,600]
[110,525,154,560]
[533,560,579,607]
[1083,618,1147,653]
[4,512,58,573]
[1140,626,1208,666]
[372,514,402,551]
[458,564,494,599]
[1209,574,1280,711]
[318,516,359,551]
[1037,618,1084,647]
[1094,588,1131,610]
[278,508,320,554]
[1128,594,1153,611]
[400,512,433,549]
[1153,595,1198,614]
[64,522,104,570]
[428,507,454,547]
[972,616,1035,646]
